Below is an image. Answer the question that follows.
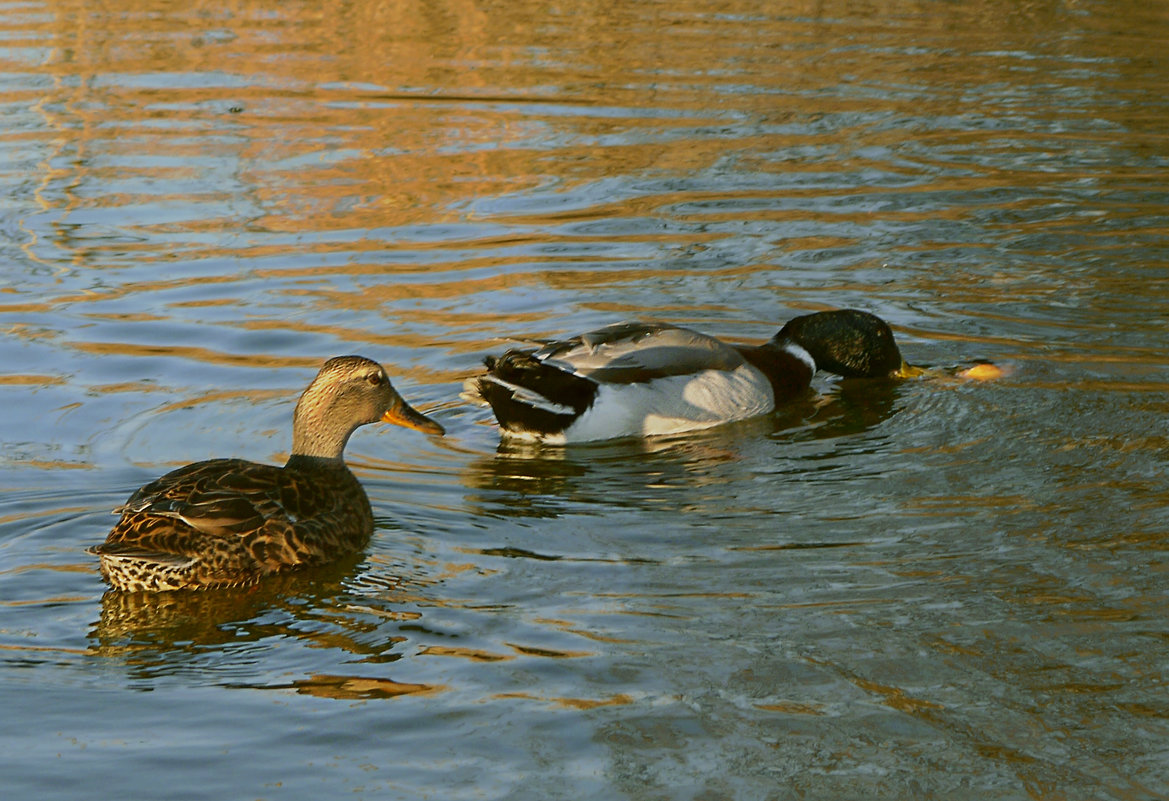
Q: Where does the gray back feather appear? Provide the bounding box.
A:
[537,322,745,384]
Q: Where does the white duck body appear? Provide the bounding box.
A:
[549,362,778,443]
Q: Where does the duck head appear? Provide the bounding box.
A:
[775,309,909,378]
[291,356,444,460]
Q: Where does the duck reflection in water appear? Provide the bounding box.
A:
[461,373,905,522]
[90,553,370,652]
[89,553,446,702]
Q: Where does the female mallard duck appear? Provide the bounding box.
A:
[92,356,444,592]
[464,309,913,443]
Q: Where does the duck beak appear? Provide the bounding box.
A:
[893,360,927,379]
[382,397,445,436]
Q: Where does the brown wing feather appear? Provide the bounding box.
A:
[97,458,373,589]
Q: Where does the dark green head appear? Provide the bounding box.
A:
[775,309,905,378]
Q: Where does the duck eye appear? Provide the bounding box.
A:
[366,372,384,385]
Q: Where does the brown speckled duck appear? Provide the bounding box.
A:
[91,356,444,592]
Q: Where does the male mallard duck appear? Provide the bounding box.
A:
[464,309,912,443]
[92,356,444,592]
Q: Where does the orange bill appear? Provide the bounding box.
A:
[382,399,445,436]
[894,360,927,378]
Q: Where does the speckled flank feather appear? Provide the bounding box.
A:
[92,356,443,592]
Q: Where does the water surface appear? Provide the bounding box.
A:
[2,0,1168,799]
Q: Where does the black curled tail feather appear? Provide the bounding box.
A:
[487,351,597,415]
[477,349,599,437]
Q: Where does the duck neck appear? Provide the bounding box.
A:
[285,453,354,473]
[289,395,356,462]
[738,340,817,403]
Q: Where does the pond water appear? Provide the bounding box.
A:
[2,0,1168,798]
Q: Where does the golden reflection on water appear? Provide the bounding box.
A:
[0,374,68,386]
[495,691,633,710]
[278,674,442,700]
[419,645,512,662]
[5,0,1164,392]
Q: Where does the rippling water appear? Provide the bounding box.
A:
[2,0,1168,798]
